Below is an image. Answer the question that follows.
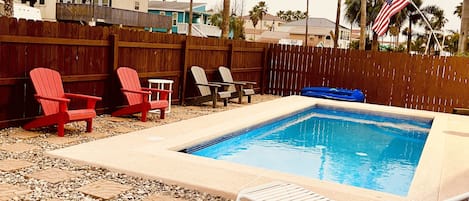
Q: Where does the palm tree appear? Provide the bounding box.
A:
[334,0,342,48]
[256,1,268,31]
[345,0,383,50]
[209,13,223,27]
[222,0,231,39]
[4,0,13,17]
[458,0,468,53]
[418,5,447,53]
[249,7,260,40]
[248,2,267,40]
[277,10,307,22]
[209,12,245,40]
[359,0,366,50]
[455,2,462,18]
[230,16,246,39]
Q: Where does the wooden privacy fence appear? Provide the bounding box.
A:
[267,44,469,113]
[3,17,469,129]
[0,17,267,128]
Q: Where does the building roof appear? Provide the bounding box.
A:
[283,17,347,29]
[259,31,289,39]
[148,1,206,11]
[242,13,284,22]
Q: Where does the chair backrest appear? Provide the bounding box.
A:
[191,66,211,96]
[116,67,143,106]
[218,66,236,92]
[29,68,66,116]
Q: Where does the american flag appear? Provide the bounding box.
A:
[372,0,410,36]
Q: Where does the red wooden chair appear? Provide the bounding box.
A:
[23,68,102,137]
[112,67,171,122]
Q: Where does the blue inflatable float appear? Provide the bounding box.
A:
[301,87,365,102]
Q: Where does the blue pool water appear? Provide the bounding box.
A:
[185,106,432,196]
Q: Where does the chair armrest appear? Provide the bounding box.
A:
[141,88,172,100]
[65,93,102,101]
[34,95,70,103]
[196,83,221,88]
[222,81,245,86]
[121,88,151,95]
[240,81,256,84]
[239,81,256,85]
[209,82,232,87]
[65,93,101,109]
[34,95,70,112]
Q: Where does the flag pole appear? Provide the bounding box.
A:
[408,0,443,54]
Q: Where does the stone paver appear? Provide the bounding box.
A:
[0,143,40,153]
[81,132,111,139]
[0,159,34,172]
[77,180,132,200]
[43,137,80,145]
[26,168,81,184]
[111,126,135,134]
[133,121,156,128]
[0,183,31,200]
[8,130,41,139]
[143,194,187,201]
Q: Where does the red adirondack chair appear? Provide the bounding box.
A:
[23,68,102,137]
[112,67,171,122]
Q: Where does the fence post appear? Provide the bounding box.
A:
[110,34,119,71]
[180,37,190,105]
[261,44,270,95]
[108,34,119,113]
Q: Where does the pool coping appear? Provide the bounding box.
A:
[47,96,469,201]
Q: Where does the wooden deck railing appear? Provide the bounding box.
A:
[56,3,172,29]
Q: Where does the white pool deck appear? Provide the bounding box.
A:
[47,96,469,201]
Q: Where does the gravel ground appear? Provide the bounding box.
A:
[0,95,280,201]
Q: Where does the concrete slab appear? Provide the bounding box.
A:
[47,96,469,201]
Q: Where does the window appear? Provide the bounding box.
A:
[326,35,331,40]
[39,0,45,4]
[159,11,166,16]
[134,1,139,10]
[172,13,178,26]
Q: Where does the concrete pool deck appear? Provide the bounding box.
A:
[47,96,469,201]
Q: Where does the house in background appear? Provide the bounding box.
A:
[274,18,351,48]
[148,0,220,37]
[241,13,284,41]
[0,0,50,21]
[0,0,171,30]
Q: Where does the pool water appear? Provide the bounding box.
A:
[186,106,432,196]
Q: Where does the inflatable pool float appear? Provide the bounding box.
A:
[300,87,365,102]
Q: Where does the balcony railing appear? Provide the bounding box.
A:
[56,3,171,29]
[176,23,221,38]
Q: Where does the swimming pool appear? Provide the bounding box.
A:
[185,106,432,196]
